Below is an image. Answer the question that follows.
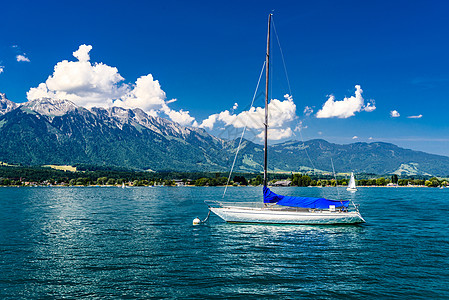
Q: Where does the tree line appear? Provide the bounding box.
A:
[0,165,446,187]
[290,174,447,187]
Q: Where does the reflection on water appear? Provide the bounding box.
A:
[0,186,448,298]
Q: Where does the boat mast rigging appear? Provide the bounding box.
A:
[263,13,272,187]
[204,13,365,225]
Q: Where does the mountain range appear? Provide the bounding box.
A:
[1,93,449,176]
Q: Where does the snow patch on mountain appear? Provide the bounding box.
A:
[0,93,18,115]
[5,96,222,147]
[90,105,211,140]
[21,98,78,116]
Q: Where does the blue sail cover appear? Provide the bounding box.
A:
[263,186,349,209]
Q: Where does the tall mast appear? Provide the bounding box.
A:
[263,13,272,187]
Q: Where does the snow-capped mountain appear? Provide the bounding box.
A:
[21,98,78,117]
[1,96,449,175]
[14,97,214,142]
[90,106,215,141]
[0,96,231,171]
[0,93,18,115]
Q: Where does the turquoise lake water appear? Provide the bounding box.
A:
[0,186,448,299]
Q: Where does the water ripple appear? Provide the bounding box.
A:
[0,186,447,299]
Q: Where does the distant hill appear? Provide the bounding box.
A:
[1,96,449,176]
[232,139,449,176]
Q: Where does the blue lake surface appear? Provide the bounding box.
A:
[0,186,448,299]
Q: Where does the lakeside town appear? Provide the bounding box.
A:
[1,165,447,188]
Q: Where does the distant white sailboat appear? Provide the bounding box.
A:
[207,14,365,225]
[346,172,358,192]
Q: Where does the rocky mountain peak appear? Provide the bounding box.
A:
[1,97,449,174]
[89,105,207,139]
[0,93,18,115]
[21,98,78,116]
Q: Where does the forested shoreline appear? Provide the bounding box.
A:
[0,165,446,188]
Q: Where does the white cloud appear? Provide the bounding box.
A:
[199,95,296,140]
[200,94,296,130]
[27,45,125,108]
[316,85,375,118]
[162,104,197,127]
[0,66,4,74]
[318,131,323,135]
[199,114,218,130]
[16,54,30,62]
[294,120,307,132]
[364,102,376,112]
[257,127,293,141]
[27,83,51,99]
[199,94,296,141]
[390,110,400,117]
[369,137,373,140]
[407,114,422,119]
[303,106,313,116]
[232,103,238,110]
[352,136,358,139]
[114,74,166,114]
[73,45,92,62]
[26,44,197,126]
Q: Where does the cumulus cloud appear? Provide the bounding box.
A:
[162,105,198,127]
[364,102,376,112]
[316,85,375,118]
[199,114,218,130]
[352,136,358,139]
[73,45,92,62]
[303,106,313,116]
[407,114,422,119]
[368,137,373,140]
[26,44,197,126]
[257,127,293,141]
[200,94,296,130]
[390,110,400,117]
[232,103,238,110]
[27,45,125,108]
[199,94,296,141]
[0,66,4,74]
[114,74,166,114]
[16,54,30,62]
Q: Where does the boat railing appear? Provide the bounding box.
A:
[205,200,357,213]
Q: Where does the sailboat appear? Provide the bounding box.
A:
[346,172,358,192]
[207,14,365,225]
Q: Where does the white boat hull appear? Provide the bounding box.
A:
[210,206,365,225]
[346,187,358,192]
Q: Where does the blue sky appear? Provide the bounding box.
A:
[1,0,449,155]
